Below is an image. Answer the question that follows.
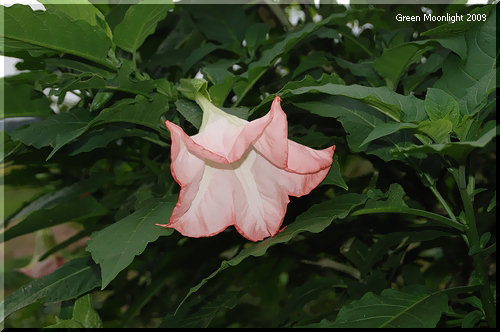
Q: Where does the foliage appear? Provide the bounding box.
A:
[1,1,496,328]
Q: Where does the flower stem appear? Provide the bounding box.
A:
[452,165,496,327]
[428,184,458,222]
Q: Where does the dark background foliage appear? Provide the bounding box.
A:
[1,1,496,328]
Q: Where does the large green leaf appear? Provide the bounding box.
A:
[373,41,434,90]
[176,193,367,312]
[1,4,114,70]
[392,125,498,163]
[39,0,112,39]
[54,60,156,97]
[10,94,170,159]
[0,257,101,322]
[285,82,426,122]
[86,199,176,289]
[424,88,460,125]
[1,195,108,242]
[68,126,166,156]
[91,94,170,133]
[294,96,418,162]
[113,1,173,53]
[303,288,449,328]
[175,98,203,129]
[360,122,418,147]
[433,6,496,116]
[9,108,91,151]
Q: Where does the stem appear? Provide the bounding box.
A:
[453,165,496,327]
[351,206,465,232]
[265,1,293,31]
[429,184,458,222]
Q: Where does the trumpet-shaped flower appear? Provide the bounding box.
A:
[156,95,335,241]
[16,229,66,279]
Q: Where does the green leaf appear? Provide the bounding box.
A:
[292,51,330,79]
[402,51,447,95]
[487,192,496,212]
[178,78,210,101]
[71,294,103,328]
[44,58,114,78]
[55,61,156,97]
[68,126,166,156]
[46,293,103,328]
[244,23,270,58]
[373,41,434,90]
[90,90,114,112]
[39,0,112,39]
[393,125,498,163]
[203,60,239,106]
[1,4,114,70]
[113,1,173,53]
[280,79,426,122]
[333,56,382,86]
[182,42,226,75]
[351,184,465,232]
[294,96,417,162]
[220,106,249,121]
[361,122,418,147]
[433,7,496,116]
[1,195,108,242]
[11,93,168,160]
[462,310,484,328]
[86,199,176,289]
[176,193,367,312]
[321,157,348,190]
[323,288,448,328]
[175,99,203,129]
[9,108,91,151]
[91,94,170,133]
[424,88,460,126]
[0,257,101,322]
[417,119,453,144]
[1,79,53,118]
[274,77,427,122]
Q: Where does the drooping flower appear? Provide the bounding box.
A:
[156,93,335,242]
[16,229,66,279]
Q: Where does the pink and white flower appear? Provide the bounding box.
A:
[156,95,335,241]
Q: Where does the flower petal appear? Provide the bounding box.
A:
[232,148,290,241]
[230,96,288,168]
[17,256,65,279]
[157,122,232,237]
